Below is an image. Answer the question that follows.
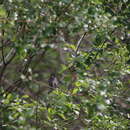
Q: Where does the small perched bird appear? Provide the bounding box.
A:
[48,73,58,93]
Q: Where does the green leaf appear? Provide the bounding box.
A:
[0,6,6,17]
[72,88,79,94]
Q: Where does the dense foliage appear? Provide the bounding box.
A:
[0,0,130,129]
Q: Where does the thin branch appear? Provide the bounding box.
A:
[35,85,40,130]
[0,48,48,97]
[0,49,16,83]
[0,79,22,97]
[22,54,34,75]
[0,11,11,66]
[0,29,6,82]
[5,49,16,65]
[0,39,12,49]
[1,30,6,65]
[75,32,87,57]
[0,48,16,66]
[1,52,34,95]
[0,18,34,23]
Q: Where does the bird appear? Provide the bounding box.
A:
[48,73,58,93]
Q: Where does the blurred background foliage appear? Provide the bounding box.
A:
[0,0,130,129]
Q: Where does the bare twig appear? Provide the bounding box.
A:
[0,39,12,49]
[0,18,34,23]
[75,32,87,56]
[0,48,16,82]
[0,29,9,82]
[5,49,16,65]
[0,12,16,82]
[1,30,6,65]
[0,47,48,97]
[0,48,16,66]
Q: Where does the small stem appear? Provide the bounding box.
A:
[1,29,6,65]
[75,32,87,57]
